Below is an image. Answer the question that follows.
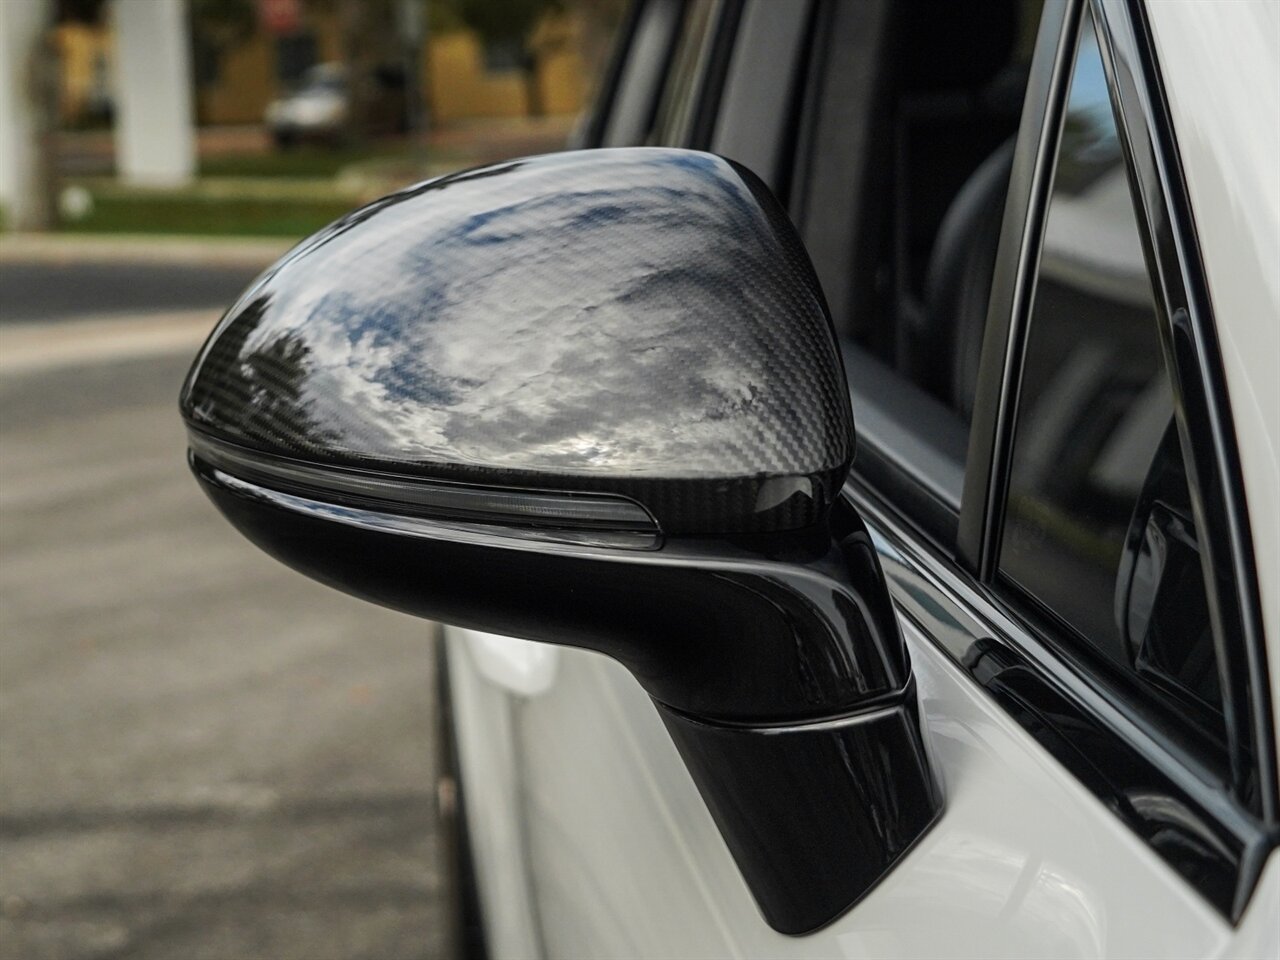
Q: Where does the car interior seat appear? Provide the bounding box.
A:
[888,0,1029,419]
[927,138,1016,424]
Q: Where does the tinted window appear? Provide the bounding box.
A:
[998,11,1223,739]
[790,0,1042,545]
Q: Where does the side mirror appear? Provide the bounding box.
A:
[180,148,940,934]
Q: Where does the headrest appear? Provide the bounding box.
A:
[901,0,1019,91]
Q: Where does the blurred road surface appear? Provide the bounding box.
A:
[0,262,262,326]
[0,258,446,960]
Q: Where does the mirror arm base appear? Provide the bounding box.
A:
[192,457,944,933]
[656,681,943,936]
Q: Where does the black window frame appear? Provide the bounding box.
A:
[1092,1,1274,826]
[998,4,1233,767]
[645,0,744,149]
[708,0,816,199]
[950,0,1275,919]
[578,0,686,150]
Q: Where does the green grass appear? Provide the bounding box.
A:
[198,144,466,180]
[199,146,392,179]
[59,188,357,238]
[54,144,471,237]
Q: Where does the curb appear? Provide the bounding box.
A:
[0,233,295,269]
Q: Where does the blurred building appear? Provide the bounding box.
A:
[52,3,591,130]
[52,19,113,126]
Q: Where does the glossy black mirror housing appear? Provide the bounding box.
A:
[181,148,853,536]
[180,148,940,935]
[181,146,904,723]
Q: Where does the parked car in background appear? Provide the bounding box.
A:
[265,62,407,148]
[265,63,349,147]
[184,0,1279,957]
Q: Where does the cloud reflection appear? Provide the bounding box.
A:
[183,148,851,501]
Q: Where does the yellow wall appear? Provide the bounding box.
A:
[198,33,276,126]
[429,33,528,123]
[57,13,590,128]
[534,14,590,117]
[198,9,344,126]
[427,13,589,122]
[53,23,112,124]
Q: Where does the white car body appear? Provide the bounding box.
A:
[444,1,1280,957]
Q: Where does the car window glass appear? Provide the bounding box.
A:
[807,0,1041,411]
[998,9,1224,743]
[647,0,718,146]
[789,0,1042,544]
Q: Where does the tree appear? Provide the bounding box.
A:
[189,0,256,124]
[572,0,628,86]
[450,0,562,117]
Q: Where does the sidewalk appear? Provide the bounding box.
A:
[0,309,219,375]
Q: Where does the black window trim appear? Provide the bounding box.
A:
[945,0,1276,920]
[685,0,745,150]
[852,475,1268,920]
[1091,0,1277,837]
[997,2,1237,784]
[647,0,744,150]
[959,0,1080,574]
[577,0,647,149]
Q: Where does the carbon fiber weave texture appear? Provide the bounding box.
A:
[182,148,852,534]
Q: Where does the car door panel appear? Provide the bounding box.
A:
[1220,855,1280,960]
[455,626,560,699]
[500,515,1230,957]
[441,1,1277,955]
[517,645,747,959]
[445,632,543,960]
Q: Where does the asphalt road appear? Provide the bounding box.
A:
[0,262,265,325]
[0,261,447,959]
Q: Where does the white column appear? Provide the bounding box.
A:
[113,0,196,186]
[0,0,53,230]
